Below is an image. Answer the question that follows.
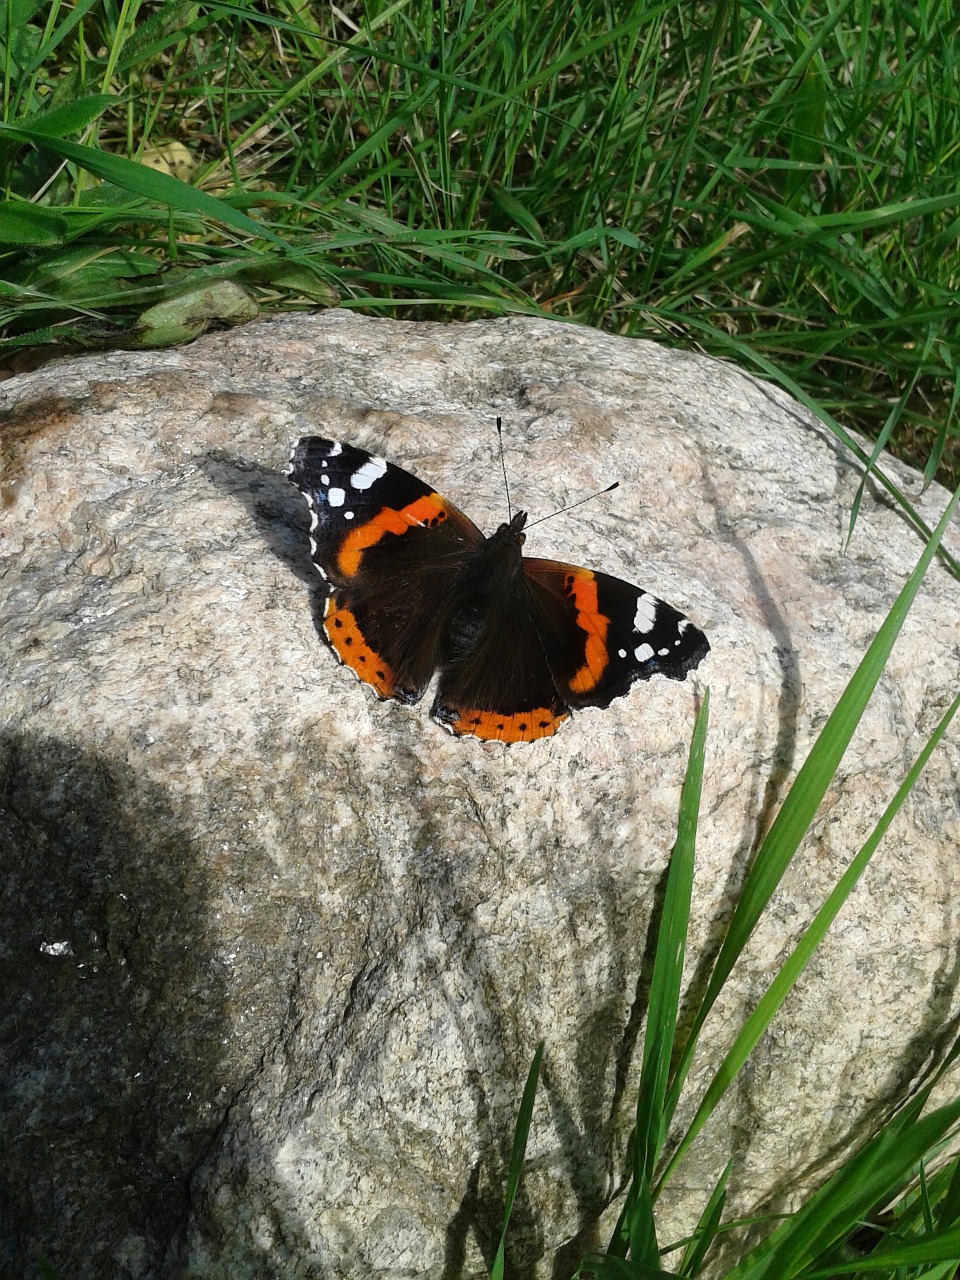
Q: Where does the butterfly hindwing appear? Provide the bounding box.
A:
[429,566,571,742]
[288,437,484,703]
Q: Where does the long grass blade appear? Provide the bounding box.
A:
[845,366,924,549]
[0,124,287,247]
[677,1160,732,1277]
[489,1042,543,1280]
[638,691,709,1167]
[611,693,709,1260]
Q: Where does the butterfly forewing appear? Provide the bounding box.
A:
[521,558,710,710]
[288,437,485,702]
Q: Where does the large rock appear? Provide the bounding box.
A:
[1,312,957,1279]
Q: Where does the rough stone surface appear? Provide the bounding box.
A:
[1,311,958,1280]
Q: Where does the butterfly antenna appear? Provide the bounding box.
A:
[496,416,513,521]
[525,480,620,529]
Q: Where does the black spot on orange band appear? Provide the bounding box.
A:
[446,706,569,743]
[323,602,395,698]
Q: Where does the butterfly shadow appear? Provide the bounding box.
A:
[198,449,320,591]
[198,449,341,662]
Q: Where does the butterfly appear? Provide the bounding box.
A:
[287,436,709,742]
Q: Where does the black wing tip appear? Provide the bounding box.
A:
[625,629,710,687]
[287,435,338,477]
[671,631,710,679]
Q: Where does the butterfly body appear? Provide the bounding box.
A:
[288,436,709,743]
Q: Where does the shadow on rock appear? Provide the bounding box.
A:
[0,732,229,1279]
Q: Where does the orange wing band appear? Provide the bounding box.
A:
[337,495,448,577]
[323,601,396,698]
[564,569,610,693]
[446,706,569,743]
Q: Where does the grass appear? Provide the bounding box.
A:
[494,488,960,1278]
[0,0,958,490]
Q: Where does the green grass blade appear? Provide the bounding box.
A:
[936,1153,960,1229]
[0,200,68,244]
[783,59,827,207]
[677,1160,732,1277]
[0,123,287,247]
[612,694,709,1260]
[626,1173,660,1273]
[490,1042,543,1280]
[845,371,921,550]
[13,92,113,136]
[661,484,960,1142]
[637,690,709,1171]
[921,359,959,495]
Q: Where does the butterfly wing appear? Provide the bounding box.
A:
[430,571,571,743]
[521,557,709,710]
[288,437,485,704]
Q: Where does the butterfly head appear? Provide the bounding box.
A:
[494,510,528,548]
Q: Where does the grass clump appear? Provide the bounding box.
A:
[0,0,957,487]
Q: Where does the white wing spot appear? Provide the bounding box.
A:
[321,472,330,485]
[618,648,627,658]
[328,442,343,457]
[635,643,654,662]
[658,647,670,657]
[351,456,388,490]
[344,511,355,520]
[634,593,657,634]
[327,486,346,508]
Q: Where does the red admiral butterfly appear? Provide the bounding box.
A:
[288,436,709,743]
